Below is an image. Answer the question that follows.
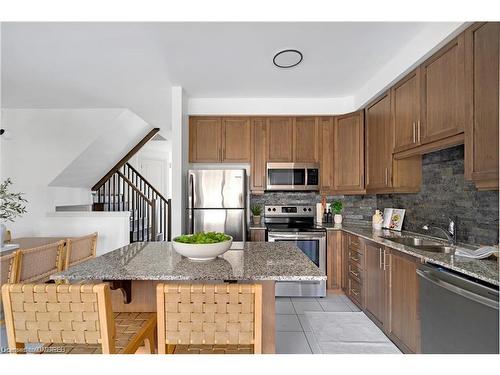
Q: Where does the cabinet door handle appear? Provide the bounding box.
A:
[417,120,421,143]
[383,249,389,271]
[385,168,388,186]
[379,248,383,269]
[412,122,416,143]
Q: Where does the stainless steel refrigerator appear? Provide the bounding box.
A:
[187,169,246,249]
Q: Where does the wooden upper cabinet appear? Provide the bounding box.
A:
[389,250,421,353]
[333,111,365,193]
[465,22,499,190]
[266,117,293,162]
[420,34,466,145]
[189,117,222,162]
[222,117,251,162]
[392,70,421,153]
[364,242,389,329]
[293,117,318,162]
[366,93,392,191]
[319,117,335,191]
[250,118,267,193]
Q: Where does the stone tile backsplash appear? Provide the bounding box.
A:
[377,145,499,245]
[251,145,499,245]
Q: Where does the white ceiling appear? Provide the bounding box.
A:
[1,22,461,128]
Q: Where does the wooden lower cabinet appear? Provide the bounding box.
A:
[364,242,389,330]
[343,233,365,309]
[249,228,266,242]
[326,230,342,289]
[388,249,421,353]
[342,233,421,353]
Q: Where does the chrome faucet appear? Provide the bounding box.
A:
[422,218,456,245]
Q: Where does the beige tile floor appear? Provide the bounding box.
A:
[275,292,367,354]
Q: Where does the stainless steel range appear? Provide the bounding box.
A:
[265,205,326,297]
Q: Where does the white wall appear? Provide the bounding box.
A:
[188,97,355,115]
[128,138,171,198]
[354,22,469,108]
[39,212,130,255]
[170,87,189,237]
[0,108,150,237]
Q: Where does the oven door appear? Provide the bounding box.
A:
[268,231,326,297]
[268,232,325,271]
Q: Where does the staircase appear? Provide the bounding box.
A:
[91,128,171,243]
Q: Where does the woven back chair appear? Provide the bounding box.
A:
[1,251,20,325]
[156,283,262,354]
[2,283,157,354]
[16,241,66,283]
[64,233,97,270]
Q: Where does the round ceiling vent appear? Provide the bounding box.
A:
[273,49,303,68]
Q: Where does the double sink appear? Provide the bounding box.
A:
[380,235,455,254]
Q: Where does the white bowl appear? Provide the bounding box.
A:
[172,236,233,261]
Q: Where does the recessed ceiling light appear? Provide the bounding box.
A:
[273,49,303,69]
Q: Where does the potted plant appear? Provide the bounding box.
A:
[250,205,263,225]
[330,200,343,224]
[0,178,27,248]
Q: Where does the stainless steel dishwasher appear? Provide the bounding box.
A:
[417,264,499,353]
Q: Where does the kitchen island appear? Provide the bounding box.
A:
[51,241,326,354]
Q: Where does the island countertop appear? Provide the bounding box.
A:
[51,241,326,282]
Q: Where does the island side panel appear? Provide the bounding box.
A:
[109,280,276,354]
[110,280,158,312]
[260,280,276,354]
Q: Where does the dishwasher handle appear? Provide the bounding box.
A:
[417,268,499,310]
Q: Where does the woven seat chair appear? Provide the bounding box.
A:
[16,241,65,283]
[2,283,157,354]
[1,251,20,325]
[156,283,262,354]
[64,233,98,270]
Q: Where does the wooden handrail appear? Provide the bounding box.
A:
[117,171,152,205]
[125,162,169,203]
[92,128,160,191]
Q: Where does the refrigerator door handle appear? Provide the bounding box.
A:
[188,173,194,209]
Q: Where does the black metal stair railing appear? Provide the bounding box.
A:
[93,162,171,242]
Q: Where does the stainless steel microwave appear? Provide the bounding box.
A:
[266,162,320,191]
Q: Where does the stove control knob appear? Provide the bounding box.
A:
[267,208,271,211]
[272,208,276,211]
[308,208,312,212]
[303,208,307,212]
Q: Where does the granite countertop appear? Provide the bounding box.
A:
[51,242,326,282]
[322,222,499,286]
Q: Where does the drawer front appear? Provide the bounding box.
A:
[348,277,363,306]
[348,248,363,266]
[347,234,360,248]
[348,262,363,282]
